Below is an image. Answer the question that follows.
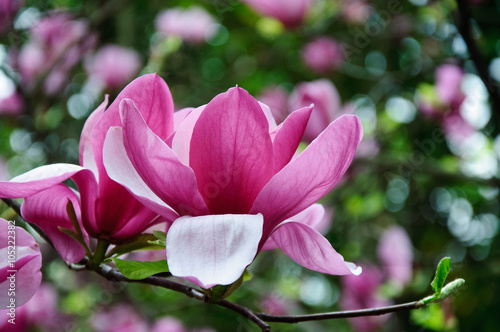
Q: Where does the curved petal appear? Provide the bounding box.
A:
[0,164,85,198]
[0,218,42,307]
[103,126,179,221]
[21,184,87,263]
[91,73,175,182]
[261,203,325,251]
[79,95,109,173]
[121,99,209,216]
[173,107,195,130]
[272,105,312,172]
[171,105,205,166]
[271,221,361,275]
[189,87,274,214]
[250,114,363,238]
[166,214,263,288]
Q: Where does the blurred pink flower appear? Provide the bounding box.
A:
[301,37,345,74]
[86,44,141,90]
[435,64,465,106]
[341,265,392,332]
[91,304,148,332]
[0,0,23,32]
[257,85,289,124]
[17,13,95,95]
[377,226,413,286]
[0,91,24,116]
[340,0,371,24]
[151,317,187,332]
[260,294,289,315]
[155,6,217,43]
[289,79,345,142]
[0,218,42,309]
[103,84,363,288]
[243,0,312,27]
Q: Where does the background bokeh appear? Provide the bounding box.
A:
[1,0,499,331]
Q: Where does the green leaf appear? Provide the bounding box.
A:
[112,258,169,280]
[431,257,451,293]
[106,233,164,258]
[153,230,166,242]
[436,279,465,302]
[411,303,446,331]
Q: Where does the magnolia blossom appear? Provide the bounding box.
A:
[155,6,217,43]
[257,85,289,124]
[340,265,392,332]
[0,218,42,308]
[102,77,363,288]
[340,0,371,24]
[289,79,345,142]
[16,13,95,95]
[243,0,312,27]
[86,45,141,90]
[418,64,475,146]
[0,75,176,262]
[377,226,413,286]
[0,91,24,116]
[301,37,345,74]
[91,304,148,332]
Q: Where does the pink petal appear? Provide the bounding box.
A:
[271,221,361,275]
[166,214,263,288]
[250,114,363,238]
[272,105,312,172]
[103,126,179,221]
[121,99,209,216]
[0,218,42,307]
[0,164,85,198]
[171,105,205,166]
[21,184,87,263]
[79,95,109,172]
[262,203,325,251]
[173,107,195,130]
[189,87,274,214]
[90,73,175,182]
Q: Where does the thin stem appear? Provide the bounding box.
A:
[257,301,424,323]
[89,239,110,270]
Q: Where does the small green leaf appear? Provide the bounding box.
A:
[431,257,451,293]
[153,230,167,242]
[107,234,164,258]
[112,258,169,280]
[436,279,465,302]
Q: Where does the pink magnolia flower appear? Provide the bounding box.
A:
[0,0,23,32]
[301,37,345,74]
[0,91,24,116]
[16,13,95,95]
[340,265,392,332]
[0,218,42,309]
[340,0,371,24]
[0,75,176,261]
[377,226,413,287]
[151,317,187,332]
[91,304,148,332]
[243,0,312,27]
[155,6,217,43]
[289,79,345,143]
[103,83,363,288]
[86,45,141,90]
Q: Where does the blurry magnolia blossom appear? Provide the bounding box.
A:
[257,85,289,124]
[91,304,148,332]
[341,265,392,332]
[260,294,289,315]
[242,0,312,27]
[0,218,42,310]
[301,37,345,74]
[377,226,413,287]
[86,45,141,90]
[0,0,23,32]
[16,13,95,95]
[339,0,372,24]
[155,6,217,43]
[151,317,215,332]
[418,64,476,147]
[289,79,347,142]
[0,90,24,116]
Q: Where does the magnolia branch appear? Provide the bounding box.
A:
[4,196,430,332]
